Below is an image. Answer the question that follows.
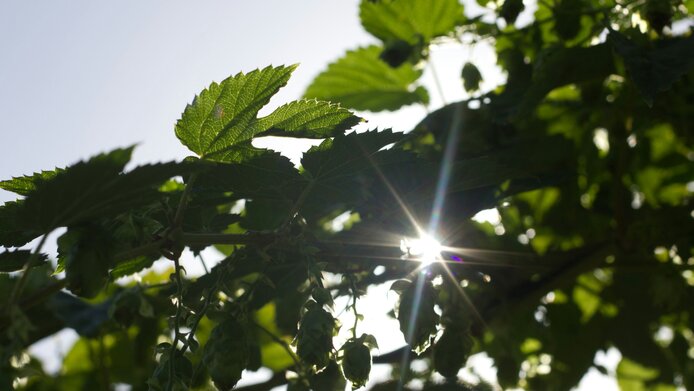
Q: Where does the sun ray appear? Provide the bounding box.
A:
[441,246,556,269]
[357,139,422,233]
[428,103,463,236]
[438,261,489,329]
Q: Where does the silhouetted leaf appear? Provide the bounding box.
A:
[203,317,250,390]
[461,62,483,92]
[500,0,524,25]
[48,293,111,337]
[0,148,190,247]
[610,30,694,106]
[515,43,615,116]
[295,300,337,371]
[0,250,47,273]
[57,225,115,298]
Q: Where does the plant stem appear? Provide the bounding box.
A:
[8,233,50,311]
[429,60,447,106]
[253,321,302,369]
[349,275,359,340]
[180,232,276,246]
[285,179,316,225]
[113,238,167,262]
[110,232,276,264]
[166,254,185,391]
[173,173,198,228]
[166,172,197,391]
[198,253,209,274]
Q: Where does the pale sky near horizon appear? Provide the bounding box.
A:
[1,1,619,390]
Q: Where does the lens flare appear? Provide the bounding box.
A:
[400,234,442,265]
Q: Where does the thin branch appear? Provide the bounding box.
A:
[429,60,447,106]
[349,275,359,340]
[167,172,197,391]
[166,253,185,391]
[173,173,198,228]
[284,179,316,225]
[180,232,276,247]
[113,238,167,263]
[110,232,276,264]
[253,321,302,369]
[197,253,209,274]
[7,233,50,311]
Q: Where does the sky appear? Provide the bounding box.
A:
[0,1,619,390]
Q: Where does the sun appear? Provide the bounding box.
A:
[400,233,442,265]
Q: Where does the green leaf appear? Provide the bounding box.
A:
[253,303,295,371]
[433,329,473,377]
[380,39,419,68]
[309,361,347,391]
[254,99,361,139]
[0,201,42,247]
[243,198,291,230]
[339,339,372,389]
[462,62,483,92]
[500,0,525,25]
[175,65,292,161]
[0,148,190,247]
[553,0,583,41]
[359,0,464,44]
[512,43,615,116]
[57,225,115,298]
[395,278,438,354]
[295,300,338,371]
[109,256,155,280]
[304,46,429,112]
[176,65,358,161]
[0,250,47,273]
[194,151,305,200]
[203,317,250,390]
[302,129,402,180]
[616,358,660,391]
[48,292,111,337]
[299,130,403,219]
[0,169,62,196]
[609,30,694,107]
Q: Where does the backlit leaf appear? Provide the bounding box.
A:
[175,65,296,160]
[359,0,464,44]
[0,169,62,196]
[304,46,428,112]
[254,99,360,139]
[176,65,358,160]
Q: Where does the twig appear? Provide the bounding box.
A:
[166,254,185,391]
[173,174,198,228]
[253,321,302,369]
[166,172,197,391]
[429,60,447,106]
[284,179,316,225]
[7,233,50,311]
[198,253,209,274]
[349,275,359,340]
